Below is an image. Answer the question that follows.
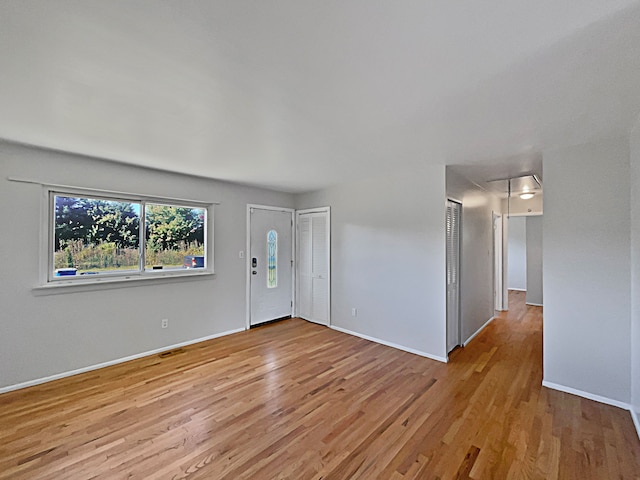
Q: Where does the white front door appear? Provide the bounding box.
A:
[297,208,330,326]
[249,207,293,326]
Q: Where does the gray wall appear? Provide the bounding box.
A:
[631,116,640,419]
[295,166,447,361]
[446,169,502,343]
[507,216,527,290]
[526,215,543,306]
[0,142,294,390]
[543,137,631,403]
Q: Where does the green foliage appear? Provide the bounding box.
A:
[88,201,139,249]
[55,196,139,250]
[53,196,206,273]
[55,241,139,271]
[145,241,204,267]
[55,242,203,272]
[145,205,205,252]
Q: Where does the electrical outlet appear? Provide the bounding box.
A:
[351,308,357,317]
[161,318,168,329]
[239,251,245,259]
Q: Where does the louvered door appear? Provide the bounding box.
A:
[446,200,461,353]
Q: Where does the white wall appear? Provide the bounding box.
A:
[446,169,502,343]
[507,216,527,290]
[631,115,640,423]
[0,142,294,390]
[295,166,447,361]
[526,215,543,306]
[543,137,631,403]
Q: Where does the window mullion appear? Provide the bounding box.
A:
[139,202,146,273]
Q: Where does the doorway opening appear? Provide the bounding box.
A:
[505,214,543,307]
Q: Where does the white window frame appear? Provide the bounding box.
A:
[39,186,214,289]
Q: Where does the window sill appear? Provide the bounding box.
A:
[32,270,215,296]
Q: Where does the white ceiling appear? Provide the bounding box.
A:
[1,1,640,193]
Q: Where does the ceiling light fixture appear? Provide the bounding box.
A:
[487,174,542,216]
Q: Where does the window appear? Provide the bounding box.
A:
[267,229,277,288]
[144,204,206,271]
[50,191,210,283]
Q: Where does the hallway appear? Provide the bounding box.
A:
[446,290,640,478]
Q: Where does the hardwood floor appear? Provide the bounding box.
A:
[1,291,639,479]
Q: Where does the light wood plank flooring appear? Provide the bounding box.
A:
[1,291,639,479]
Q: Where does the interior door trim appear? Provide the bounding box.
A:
[245,204,295,330]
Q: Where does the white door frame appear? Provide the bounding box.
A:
[246,204,295,329]
[493,212,504,311]
[295,206,331,326]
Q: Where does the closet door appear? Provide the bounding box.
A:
[298,214,313,320]
[297,208,330,326]
[311,214,329,323]
[446,200,461,353]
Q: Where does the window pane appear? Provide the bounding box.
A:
[53,196,140,277]
[145,204,206,271]
[267,229,277,288]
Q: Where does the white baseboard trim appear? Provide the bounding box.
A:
[631,408,640,441]
[0,327,245,395]
[508,288,527,292]
[526,302,543,307]
[463,316,496,347]
[541,380,631,410]
[542,380,640,439]
[330,325,448,363]
[300,316,329,327]
[543,381,640,439]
